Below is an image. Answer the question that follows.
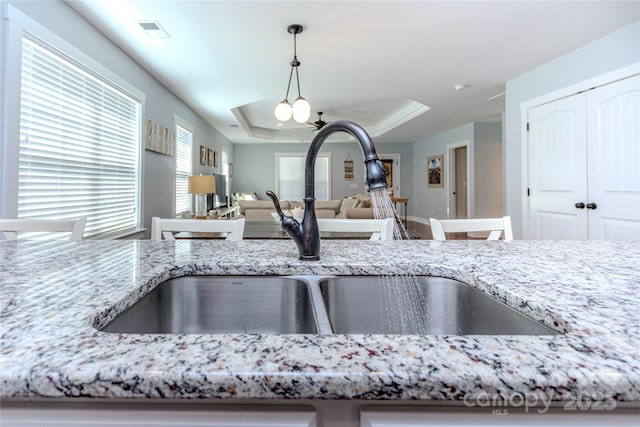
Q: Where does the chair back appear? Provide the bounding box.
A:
[429,216,513,241]
[317,218,394,240]
[151,217,245,241]
[0,217,87,241]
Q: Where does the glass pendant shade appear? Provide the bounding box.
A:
[275,100,293,121]
[292,97,311,123]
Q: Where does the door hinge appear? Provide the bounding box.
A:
[526,123,530,131]
[527,188,531,196]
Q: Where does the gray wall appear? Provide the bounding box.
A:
[233,141,414,202]
[474,123,503,219]
[411,122,502,223]
[504,21,640,238]
[412,124,472,221]
[1,1,233,237]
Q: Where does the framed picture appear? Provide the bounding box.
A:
[207,148,213,166]
[427,154,444,188]
[143,118,175,157]
[213,150,218,168]
[199,145,206,165]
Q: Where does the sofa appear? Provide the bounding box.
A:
[236,194,374,222]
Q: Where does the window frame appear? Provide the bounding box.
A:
[275,152,332,201]
[174,115,193,216]
[221,146,230,204]
[1,5,145,238]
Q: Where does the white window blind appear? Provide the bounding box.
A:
[221,148,230,202]
[175,123,192,215]
[18,34,142,239]
[276,154,330,201]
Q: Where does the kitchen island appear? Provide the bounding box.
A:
[1,239,639,425]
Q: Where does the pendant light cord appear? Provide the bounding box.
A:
[284,66,294,100]
[293,31,301,98]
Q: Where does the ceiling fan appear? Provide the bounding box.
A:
[307,112,328,131]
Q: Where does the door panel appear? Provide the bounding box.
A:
[538,212,581,240]
[528,94,588,239]
[454,147,467,219]
[586,75,640,240]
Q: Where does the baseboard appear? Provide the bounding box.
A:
[408,216,430,225]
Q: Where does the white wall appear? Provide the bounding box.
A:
[0,0,233,237]
[504,21,640,238]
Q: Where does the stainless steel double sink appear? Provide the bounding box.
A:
[100,275,558,335]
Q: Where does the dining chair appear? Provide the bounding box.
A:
[317,218,394,240]
[0,217,87,241]
[429,216,513,241]
[151,217,245,241]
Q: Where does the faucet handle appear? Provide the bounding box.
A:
[266,190,286,220]
[266,190,302,236]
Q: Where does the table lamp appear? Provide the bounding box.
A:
[188,175,216,219]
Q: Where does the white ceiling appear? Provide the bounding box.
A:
[66,1,639,144]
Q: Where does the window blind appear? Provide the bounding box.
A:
[277,154,330,201]
[175,124,192,215]
[18,34,142,239]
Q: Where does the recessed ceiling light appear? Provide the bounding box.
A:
[277,123,284,127]
[137,21,170,39]
[453,84,467,91]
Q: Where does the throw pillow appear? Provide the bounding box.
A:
[339,197,358,214]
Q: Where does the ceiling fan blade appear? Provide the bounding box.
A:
[308,112,327,129]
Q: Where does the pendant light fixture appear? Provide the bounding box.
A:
[274,24,311,124]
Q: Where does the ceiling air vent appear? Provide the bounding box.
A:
[137,21,170,39]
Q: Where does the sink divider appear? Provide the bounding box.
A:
[298,275,335,335]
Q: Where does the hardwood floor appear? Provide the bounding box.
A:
[405,220,432,239]
[404,220,477,240]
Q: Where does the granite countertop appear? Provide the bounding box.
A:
[1,239,639,404]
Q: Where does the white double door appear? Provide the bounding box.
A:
[527,75,640,240]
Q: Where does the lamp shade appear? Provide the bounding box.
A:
[188,175,216,194]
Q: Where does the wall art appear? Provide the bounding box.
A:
[427,154,444,188]
[144,118,175,156]
[199,145,206,165]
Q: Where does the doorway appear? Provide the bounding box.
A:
[454,146,468,218]
[379,154,401,196]
[526,74,639,240]
[446,141,471,219]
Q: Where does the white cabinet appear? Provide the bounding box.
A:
[360,407,640,426]
[3,401,639,426]
[526,75,640,240]
[0,405,317,427]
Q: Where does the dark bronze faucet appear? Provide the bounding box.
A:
[266,121,387,260]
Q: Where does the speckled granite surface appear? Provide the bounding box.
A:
[1,239,639,403]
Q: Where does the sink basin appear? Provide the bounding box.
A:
[101,276,318,334]
[318,276,557,335]
[100,275,557,336]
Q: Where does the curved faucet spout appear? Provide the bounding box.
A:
[305,121,387,198]
[267,121,387,261]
